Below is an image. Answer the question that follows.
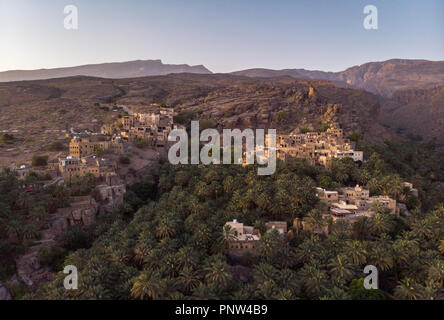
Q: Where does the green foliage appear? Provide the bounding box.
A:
[135,137,149,148]
[406,133,423,142]
[348,131,361,142]
[320,123,330,132]
[174,111,196,125]
[59,226,94,251]
[0,242,17,281]
[348,278,386,300]
[44,141,65,151]
[277,110,286,122]
[7,281,27,300]
[94,145,105,156]
[0,133,15,146]
[13,139,444,300]
[300,127,311,134]
[68,173,96,196]
[199,119,215,131]
[0,169,70,250]
[37,246,68,271]
[31,155,48,167]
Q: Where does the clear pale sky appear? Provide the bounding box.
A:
[0,0,442,73]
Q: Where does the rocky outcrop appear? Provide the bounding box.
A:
[14,250,53,288]
[232,59,444,98]
[0,282,12,300]
[55,196,99,235]
[381,84,444,142]
[96,183,126,213]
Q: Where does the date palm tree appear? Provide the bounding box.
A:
[133,243,153,268]
[301,264,328,298]
[304,210,327,234]
[369,246,394,271]
[175,246,199,271]
[369,212,393,235]
[328,255,355,281]
[204,260,232,288]
[252,263,278,284]
[5,218,24,240]
[410,219,433,240]
[131,270,166,300]
[178,267,201,293]
[394,278,423,300]
[344,240,367,265]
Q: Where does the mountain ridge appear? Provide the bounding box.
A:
[0,59,212,82]
[231,59,444,97]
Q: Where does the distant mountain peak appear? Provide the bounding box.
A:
[0,59,213,82]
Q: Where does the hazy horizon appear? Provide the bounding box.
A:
[1,57,444,75]
[0,0,443,73]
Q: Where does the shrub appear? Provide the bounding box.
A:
[119,156,131,165]
[320,123,330,132]
[348,131,361,142]
[45,141,65,151]
[7,282,27,300]
[0,243,17,281]
[0,134,14,146]
[199,119,215,131]
[59,226,93,251]
[31,155,48,167]
[135,137,148,148]
[37,246,67,271]
[277,110,286,122]
[348,278,386,300]
[174,111,196,125]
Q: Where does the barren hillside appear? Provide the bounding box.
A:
[0,74,393,166]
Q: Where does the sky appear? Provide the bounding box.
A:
[0,0,443,73]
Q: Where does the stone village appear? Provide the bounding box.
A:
[7,104,414,283]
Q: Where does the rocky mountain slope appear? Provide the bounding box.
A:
[232,59,444,97]
[380,84,444,142]
[233,59,444,142]
[0,60,212,83]
[0,74,392,166]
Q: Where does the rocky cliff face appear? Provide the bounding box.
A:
[381,85,444,142]
[231,59,444,142]
[115,74,388,141]
[336,59,444,97]
[0,74,391,151]
[232,59,444,98]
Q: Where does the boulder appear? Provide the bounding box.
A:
[0,282,12,300]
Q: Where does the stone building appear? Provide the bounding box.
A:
[58,155,117,179]
[224,219,259,256]
[269,123,363,167]
[118,107,176,148]
[224,219,288,256]
[69,135,124,158]
[316,187,339,205]
[315,184,399,224]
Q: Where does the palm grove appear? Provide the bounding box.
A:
[1,140,443,300]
